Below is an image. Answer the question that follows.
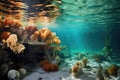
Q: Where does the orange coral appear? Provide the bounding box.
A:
[30,31,40,41]
[39,27,52,40]
[72,65,79,73]
[30,28,61,45]
[12,20,22,28]
[3,18,14,28]
[0,17,3,28]
[39,60,49,67]
[52,37,61,44]
[72,62,82,73]
[3,18,22,28]
[39,60,59,72]
[72,62,83,78]
[107,64,119,76]
[42,63,59,72]
[0,31,11,41]
[25,26,38,35]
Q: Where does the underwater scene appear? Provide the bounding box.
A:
[0,0,120,80]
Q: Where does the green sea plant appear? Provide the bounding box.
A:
[107,64,119,76]
[96,64,105,80]
[82,57,88,68]
[102,27,112,58]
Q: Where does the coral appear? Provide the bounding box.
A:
[52,36,61,44]
[3,18,14,28]
[12,20,22,28]
[42,63,59,72]
[7,69,20,80]
[82,57,88,68]
[45,32,61,45]
[107,64,119,76]
[30,27,61,45]
[0,17,3,28]
[6,34,18,47]
[39,60,59,72]
[25,26,38,36]
[4,34,25,54]
[71,62,83,78]
[39,60,49,67]
[30,31,40,41]
[12,43,25,54]
[18,68,27,76]
[3,18,22,28]
[39,27,51,40]
[0,31,11,41]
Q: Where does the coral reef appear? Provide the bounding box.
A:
[0,17,23,42]
[107,64,119,76]
[71,62,83,78]
[30,27,61,61]
[0,15,61,79]
[39,60,59,72]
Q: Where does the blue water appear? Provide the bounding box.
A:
[48,21,120,54]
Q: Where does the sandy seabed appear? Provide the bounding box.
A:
[23,58,119,80]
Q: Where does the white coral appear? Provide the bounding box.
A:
[8,70,20,80]
[6,34,18,47]
[13,43,25,54]
[5,34,25,54]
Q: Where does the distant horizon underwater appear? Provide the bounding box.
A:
[49,22,120,55]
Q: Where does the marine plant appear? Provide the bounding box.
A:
[82,57,88,68]
[96,64,105,80]
[0,31,11,41]
[3,34,25,54]
[107,64,119,76]
[71,62,83,78]
[102,26,112,58]
[39,60,59,72]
